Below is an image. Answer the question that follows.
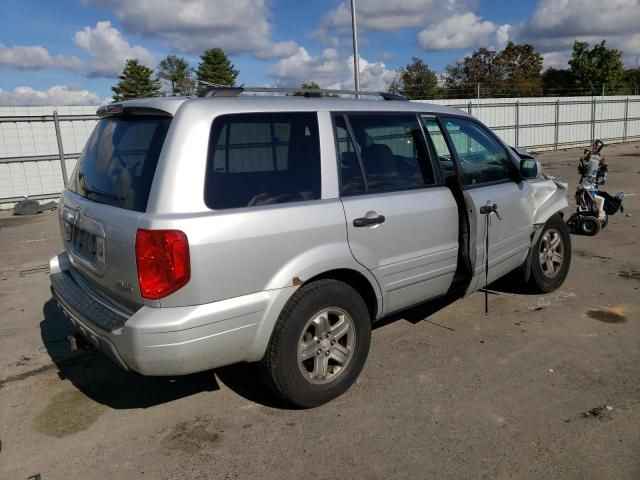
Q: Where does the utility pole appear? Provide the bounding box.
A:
[350,0,360,97]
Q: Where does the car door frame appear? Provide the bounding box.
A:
[427,113,533,294]
[330,111,446,195]
[331,110,461,315]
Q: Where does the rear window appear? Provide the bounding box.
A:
[68,116,171,212]
[205,112,321,209]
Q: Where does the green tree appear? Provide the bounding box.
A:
[293,82,321,96]
[623,67,640,95]
[158,55,194,95]
[196,48,239,89]
[494,42,543,96]
[568,40,625,95]
[444,48,500,97]
[111,59,162,101]
[388,57,438,99]
[444,44,544,98]
[542,67,573,95]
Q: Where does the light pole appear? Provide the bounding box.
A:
[350,0,360,97]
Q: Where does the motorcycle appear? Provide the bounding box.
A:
[566,140,624,236]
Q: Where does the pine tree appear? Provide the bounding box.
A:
[112,59,162,101]
[196,48,239,90]
[158,55,195,95]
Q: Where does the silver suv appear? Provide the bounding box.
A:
[50,89,570,407]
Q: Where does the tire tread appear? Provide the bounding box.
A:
[260,279,370,407]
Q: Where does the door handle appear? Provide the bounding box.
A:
[353,215,386,227]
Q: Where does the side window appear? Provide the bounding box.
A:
[205,113,321,209]
[342,114,435,194]
[441,117,515,186]
[422,117,456,180]
[335,115,366,195]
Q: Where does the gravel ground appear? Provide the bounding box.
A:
[0,142,639,479]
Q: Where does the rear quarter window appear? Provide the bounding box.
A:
[205,112,321,209]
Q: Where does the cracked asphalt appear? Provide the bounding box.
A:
[1,142,639,479]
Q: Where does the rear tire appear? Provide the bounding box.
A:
[261,279,371,408]
[529,214,572,293]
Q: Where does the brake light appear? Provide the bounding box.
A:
[135,229,190,300]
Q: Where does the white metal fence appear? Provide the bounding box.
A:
[1,96,639,208]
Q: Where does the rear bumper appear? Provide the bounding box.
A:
[49,251,293,376]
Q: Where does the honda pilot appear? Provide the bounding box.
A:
[50,89,571,407]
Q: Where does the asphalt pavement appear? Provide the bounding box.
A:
[0,142,639,479]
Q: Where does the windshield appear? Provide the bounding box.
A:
[68,115,171,212]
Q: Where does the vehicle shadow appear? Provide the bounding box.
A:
[373,293,462,330]
[214,363,293,409]
[374,271,539,332]
[40,298,219,409]
[484,273,539,295]
[39,274,533,411]
[40,297,291,409]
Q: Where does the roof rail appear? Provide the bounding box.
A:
[199,87,245,97]
[197,86,408,101]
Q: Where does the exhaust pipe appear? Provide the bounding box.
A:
[66,333,91,352]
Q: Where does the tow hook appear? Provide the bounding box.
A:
[66,333,91,352]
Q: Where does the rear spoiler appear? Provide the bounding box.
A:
[97,104,173,118]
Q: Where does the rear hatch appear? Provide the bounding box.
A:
[60,108,172,309]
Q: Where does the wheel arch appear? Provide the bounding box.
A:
[522,210,567,283]
[247,267,382,363]
[304,268,381,322]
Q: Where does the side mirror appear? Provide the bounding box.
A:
[519,157,538,179]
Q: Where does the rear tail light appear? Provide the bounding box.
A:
[135,229,190,300]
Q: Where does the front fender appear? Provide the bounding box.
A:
[522,178,569,281]
[531,178,569,226]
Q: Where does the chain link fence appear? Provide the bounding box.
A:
[1,96,639,208]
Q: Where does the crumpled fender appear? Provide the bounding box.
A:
[522,177,569,281]
[531,177,569,227]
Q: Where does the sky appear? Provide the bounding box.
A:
[1,0,639,105]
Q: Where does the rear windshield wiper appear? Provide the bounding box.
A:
[81,184,123,200]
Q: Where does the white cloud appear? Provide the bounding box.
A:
[316,0,472,33]
[0,43,81,70]
[417,13,499,51]
[268,47,395,91]
[334,56,397,91]
[541,51,571,69]
[528,0,640,38]
[495,24,512,49]
[0,86,105,106]
[81,0,297,59]
[269,48,343,85]
[254,41,299,60]
[74,21,155,78]
[315,1,509,57]
[512,0,640,68]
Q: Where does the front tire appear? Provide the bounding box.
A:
[261,279,371,408]
[529,214,572,293]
